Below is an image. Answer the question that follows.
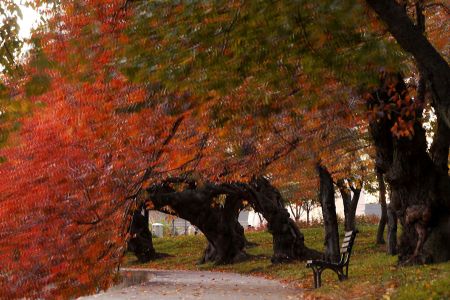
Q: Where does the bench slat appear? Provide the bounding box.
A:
[341,241,350,249]
[342,235,352,243]
[341,248,349,254]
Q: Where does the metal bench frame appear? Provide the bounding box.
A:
[306,230,358,288]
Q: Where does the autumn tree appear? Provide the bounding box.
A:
[0,1,195,298]
[0,1,28,149]
[1,0,449,298]
[280,182,315,223]
[0,0,23,76]
[128,0,448,264]
[365,0,450,264]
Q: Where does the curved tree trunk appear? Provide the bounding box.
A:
[376,169,387,245]
[128,206,156,263]
[200,193,248,264]
[148,185,247,265]
[317,164,340,262]
[368,74,450,264]
[148,178,321,265]
[247,177,322,263]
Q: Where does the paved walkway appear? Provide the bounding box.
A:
[80,269,302,300]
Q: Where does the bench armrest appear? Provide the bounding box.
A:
[306,259,324,267]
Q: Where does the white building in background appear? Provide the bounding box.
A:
[293,188,381,222]
[147,189,381,236]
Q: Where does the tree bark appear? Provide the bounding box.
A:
[365,0,450,129]
[148,184,247,265]
[368,74,450,264]
[386,203,398,255]
[247,177,322,263]
[337,179,352,230]
[376,169,387,245]
[148,179,321,264]
[127,206,156,263]
[200,193,247,264]
[317,164,340,262]
[348,187,361,231]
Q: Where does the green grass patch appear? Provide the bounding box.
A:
[124,225,450,299]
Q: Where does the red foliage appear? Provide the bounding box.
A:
[0,1,192,298]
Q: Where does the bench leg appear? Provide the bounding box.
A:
[317,269,323,288]
[334,267,347,281]
[313,270,318,288]
[310,266,321,288]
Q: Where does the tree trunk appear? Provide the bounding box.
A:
[338,179,352,231]
[148,185,247,265]
[368,74,450,264]
[387,203,398,255]
[149,178,322,265]
[247,178,322,263]
[348,188,361,231]
[317,164,340,262]
[376,169,387,245]
[128,206,156,263]
[337,179,361,232]
[200,193,248,264]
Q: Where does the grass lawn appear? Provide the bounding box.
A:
[124,225,450,299]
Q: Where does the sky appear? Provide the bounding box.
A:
[17,2,41,39]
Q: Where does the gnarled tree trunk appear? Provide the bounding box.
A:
[368,73,450,264]
[148,178,321,265]
[128,206,156,263]
[148,184,247,265]
[247,177,321,263]
[200,193,248,264]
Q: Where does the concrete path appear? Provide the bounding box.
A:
[80,269,302,300]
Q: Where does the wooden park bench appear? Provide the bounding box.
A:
[306,230,358,288]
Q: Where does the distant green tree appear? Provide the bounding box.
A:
[0,0,23,76]
[0,0,23,149]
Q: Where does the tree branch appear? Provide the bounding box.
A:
[365,0,450,129]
